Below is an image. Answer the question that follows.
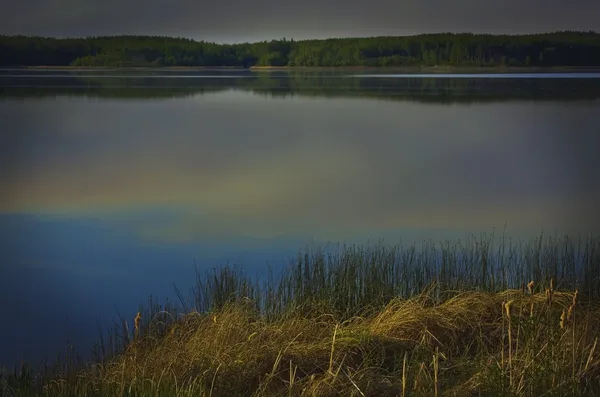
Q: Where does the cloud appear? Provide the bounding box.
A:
[1,0,599,42]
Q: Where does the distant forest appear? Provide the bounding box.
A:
[1,31,600,68]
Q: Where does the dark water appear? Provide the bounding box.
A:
[1,70,599,367]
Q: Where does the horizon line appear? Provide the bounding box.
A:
[1,30,599,46]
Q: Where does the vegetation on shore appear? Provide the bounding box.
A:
[1,233,600,396]
[1,31,600,68]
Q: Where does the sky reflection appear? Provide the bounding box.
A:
[1,77,599,366]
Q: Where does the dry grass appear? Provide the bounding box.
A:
[25,287,598,397]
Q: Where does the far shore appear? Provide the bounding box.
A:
[14,65,246,71]
[248,65,600,73]
[6,65,600,73]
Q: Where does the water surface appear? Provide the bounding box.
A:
[1,70,599,366]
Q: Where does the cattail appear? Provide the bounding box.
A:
[566,289,578,322]
[527,280,535,295]
[134,312,141,339]
[505,300,514,317]
[567,304,574,322]
[134,312,141,329]
[560,309,567,329]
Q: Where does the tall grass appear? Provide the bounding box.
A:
[2,232,599,396]
[187,232,599,318]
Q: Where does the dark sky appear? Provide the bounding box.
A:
[2,0,599,43]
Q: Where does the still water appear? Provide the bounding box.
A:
[1,70,599,366]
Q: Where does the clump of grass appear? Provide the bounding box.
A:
[32,287,600,397]
[4,233,600,396]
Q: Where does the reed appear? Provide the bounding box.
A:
[2,233,599,396]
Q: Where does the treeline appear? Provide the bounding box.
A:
[1,31,600,67]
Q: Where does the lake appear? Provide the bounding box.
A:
[1,69,599,367]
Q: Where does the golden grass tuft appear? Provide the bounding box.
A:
[39,287,597,396]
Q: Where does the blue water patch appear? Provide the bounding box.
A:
[0,212,307,367]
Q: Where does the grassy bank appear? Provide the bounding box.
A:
[12,65,600,72]
[2,233,599,396]
[247,65,600,73]
[16,65,247,70]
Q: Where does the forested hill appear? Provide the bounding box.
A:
[1,31,599,68]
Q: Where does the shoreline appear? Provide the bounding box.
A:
[11,65,247,71]
[6,65,600,73]
[249,65,600,72]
